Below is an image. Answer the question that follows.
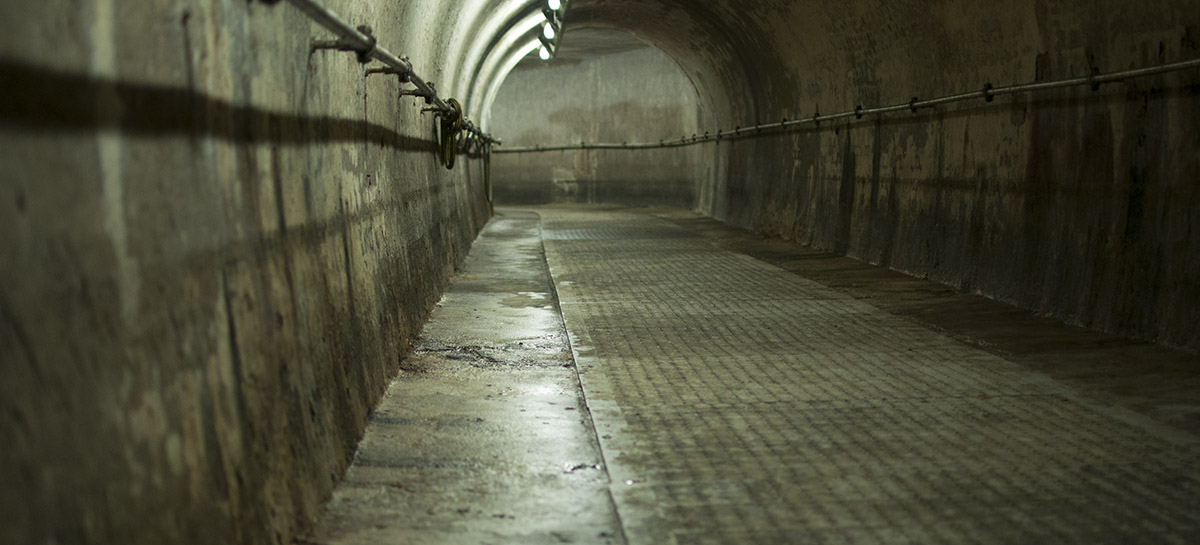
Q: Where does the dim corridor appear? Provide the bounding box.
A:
[306,206,1200,544]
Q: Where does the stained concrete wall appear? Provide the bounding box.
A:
[5,0,1200,542]
[0,1,491,544]
[553,0,1200,352]
[490,32,706,207]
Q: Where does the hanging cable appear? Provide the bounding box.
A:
[440,99,464,169]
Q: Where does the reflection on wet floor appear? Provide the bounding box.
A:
[306,206,1200,545]
[303,210,621,545]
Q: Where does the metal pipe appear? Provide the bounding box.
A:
[494,56,1200,154]
[285,0,500,144]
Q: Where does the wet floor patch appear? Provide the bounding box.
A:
[302,210,622,545]
[306,205,1200,544]
[406,341,572,372]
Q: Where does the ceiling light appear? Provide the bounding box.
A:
[539,46,550,60]
[543,23,555,40]
[548,0,561,10]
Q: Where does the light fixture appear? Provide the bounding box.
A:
[538,0,565,61]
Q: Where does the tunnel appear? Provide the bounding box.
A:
[3,0,1200,543]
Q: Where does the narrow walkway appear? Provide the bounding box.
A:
[305,211,620,545]
[306,206,1200,544]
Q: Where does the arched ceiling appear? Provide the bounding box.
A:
[478,29,668,129]
[452,0,1200,135]
[451,0,812,134]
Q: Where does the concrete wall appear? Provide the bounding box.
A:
[0,1,490,543]
[4,0,1199,542]
[559,0,1200,352]
[490,32,706,207]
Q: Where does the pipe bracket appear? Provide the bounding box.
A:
[354,25,377,63]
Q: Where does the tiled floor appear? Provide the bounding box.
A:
[304,210,620,545]
[541,206,1200,544]
[306,206,1200,544]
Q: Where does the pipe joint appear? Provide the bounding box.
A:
[312,25,376,63]
[1088,66,1103,91]
[353,25,377,63]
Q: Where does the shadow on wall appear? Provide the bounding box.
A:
[717,70,1200,353]
[0,60,438,152]
[0,10,490,545]
[488,29,706,208]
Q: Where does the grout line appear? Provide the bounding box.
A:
[525,207,631,545]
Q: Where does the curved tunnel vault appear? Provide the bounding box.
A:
[3,0,1200,543]
[482,0,1200,353]
[488,29,709,206]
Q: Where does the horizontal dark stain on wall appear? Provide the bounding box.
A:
[0,61,437,153]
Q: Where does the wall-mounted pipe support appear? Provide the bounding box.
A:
[283,0,500,146]
[494,56,1200,154]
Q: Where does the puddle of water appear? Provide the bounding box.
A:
[500,291,554,310]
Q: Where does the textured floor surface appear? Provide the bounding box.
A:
[305,205,1200,544]
[540,206,1200,545]
[303,210,621,545]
